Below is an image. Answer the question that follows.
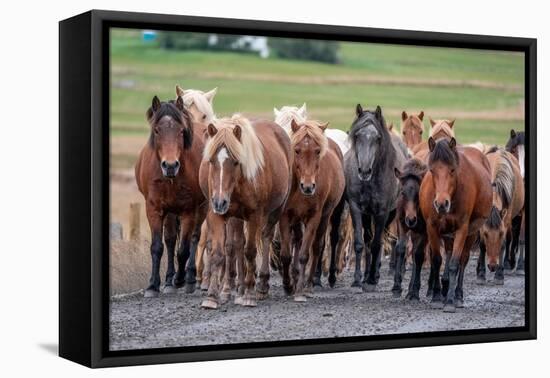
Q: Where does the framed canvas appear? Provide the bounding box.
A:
[59,9,537,368]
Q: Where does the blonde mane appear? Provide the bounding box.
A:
[490,148,516,209]
[402,115,425,134]
[203,114,264,180]
[290,120,329,157]
[274,105,307,134]
[430,119,455,139]
[176,85,217,123]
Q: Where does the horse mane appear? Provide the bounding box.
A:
[489,148,515,208]
[401,158,427,182]
[486,206,503,229]
[505,131,525,150]
[290,120,329,157]
[428,139,459,167]
[146,100,193,149]
[181,89,216,122]
[430,120,455,139]
[275,106,307,132]
[402,115,424,134]
[203,114,264,180]
[348,110,389,150]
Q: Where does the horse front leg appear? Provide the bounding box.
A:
[174,213,197,293]
[279,213,293,295]
[328,197,346,288]
[363,213,387,292]
[220,218,240,303]
[391,222,408,297]
[476,237,487,284]
[455,234,476,308]
[405,232,426,301]
[201,212,226,309]
[427,223,443,308]
[307,214,331,296]
[162,214,178,294]
[257,209,282,300]
[241,215,261,307]
[144,205,164,298]
[294,216,320,302]
[444,224,469,313]
[349,201,364,287]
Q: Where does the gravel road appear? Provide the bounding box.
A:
[109,255,525,351]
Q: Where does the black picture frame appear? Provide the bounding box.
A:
[59,9,537,368]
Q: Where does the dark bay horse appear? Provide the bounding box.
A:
[278,119,345,301]
[135,95,207,297]
[392,158,428,300]
[199,114,291,309]
[420,137,492,312]
[477,148,524,284]
[400,111,425,150]
[344,104,408,291]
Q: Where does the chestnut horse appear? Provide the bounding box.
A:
[278,119,345,301]
[135,95,207,297]
[477,148,524,284]
[400,111,425,150]
[199,114,291,309]
[420,137,492,312]
[392,158,428,300]
[412,118,455,161]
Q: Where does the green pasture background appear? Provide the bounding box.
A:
[110,28,524,169]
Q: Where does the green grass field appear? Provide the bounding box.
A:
[110,29,525,168]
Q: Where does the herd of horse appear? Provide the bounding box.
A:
[133,85,526,313]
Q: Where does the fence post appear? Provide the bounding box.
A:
[129,202,141,241]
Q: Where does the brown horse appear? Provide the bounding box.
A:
[420,137,491,312]
[278,120,345,301]
[412,118,455,161]
[400,111,425,150]
[199,114,291,309]
[135,95,207,297]
[477,148,524,284]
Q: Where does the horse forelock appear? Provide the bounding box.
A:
[430,120,454,140]
[147,101,193,149]
[203,114,264,180]
[182,89,216,123]
[275,106,307,133]
[403,115,424,133]
[486,205,503,229]
[290,120,329,157]
[491,149,515,209]
[402,158,427,181]
[428,139,459,168]
[349,110,389,150]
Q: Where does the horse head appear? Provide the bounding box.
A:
[401,110,425,149]
[147,95,193,178]
[395,159,427,228]
[175,85,217,124]
[428,137,459,214]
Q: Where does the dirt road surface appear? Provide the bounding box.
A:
[109,256,525,351]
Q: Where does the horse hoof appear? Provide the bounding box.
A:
[183,282,196,294]
[283,285,294,296]
[144,289,159,298]
[163,286,177,295]
[256,291,269,300]
[200,281,209,291]
[388,268,395,276]
[476,277,486,285]
[443,303,456,313]
[515,269,525,276]
[392,290,402,298]
[242,298,257,307]
[362,283,376,293]
[313,280,322,288]
[234,296,243,305]
[201,298,218,309]
[294,295,307,302]
[406,293,420,302]
[431,301,444,309]
[220,292,231,304]
[493,278,504,285]
[351,280,361,288]
[328,276,336,288]
[426,289,433,298]
[455,299,464,308]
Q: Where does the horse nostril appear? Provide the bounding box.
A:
[174,160,180,169]
[311,183,316,190]
[444,199,450,209]
[358,167,362,173]
[161,161,168,169]
[366,168,372,175]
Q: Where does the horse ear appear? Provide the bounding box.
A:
[401,111,408,121]
[449,137,457,150]
[207,123,218,137]
[388,122,394,131]
[510,129,517,138]
[375,106,383,120]
[448,119,455,129]
[175,96,185,111]
[418,111,424,121]
[291,119,301,133]
[175,85,184,97]
[205,87,218,103]
[299,103,308,118]
[428,137,436,152]
[319,122,329,132]
[152,96,161,112]
[233,125,242,141]
[394,167,402,179]
[429,118,436,127]
[355,104,363,117]
[274,107,280,117]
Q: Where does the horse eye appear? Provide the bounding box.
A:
[419,130,423,135]
[202,114,207,120]
[295,149,300,155]
[315,150,321,156]
[233,161,239,167]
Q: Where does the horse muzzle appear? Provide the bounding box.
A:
[405,216,418,228]
[433,199,451,214]
[212,196,230,215]
[161,160,180,178]
[357,167,373,182]
[300,182,316,196]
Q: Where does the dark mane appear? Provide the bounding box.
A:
[486,145,499,155]
[146,100,193,149]
[486,205,502,229]
[428,139,459,167]
[348,109,389,151]
[401,158,427,182]
[505,131,525,151]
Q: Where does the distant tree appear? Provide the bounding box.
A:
[268,38,340,64]
[158,32,250,53]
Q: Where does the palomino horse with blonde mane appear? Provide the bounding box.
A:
[400,111,425,150]
[135,95,207,297]
[477,147,524,284]
[420,137,492,312]
[176,84,217,124]
[199,114,291,309]
[412,118,455,161]
[278,119,345,301]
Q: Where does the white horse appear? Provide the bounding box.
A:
[274,103,350,156]
[176,85,217,124]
